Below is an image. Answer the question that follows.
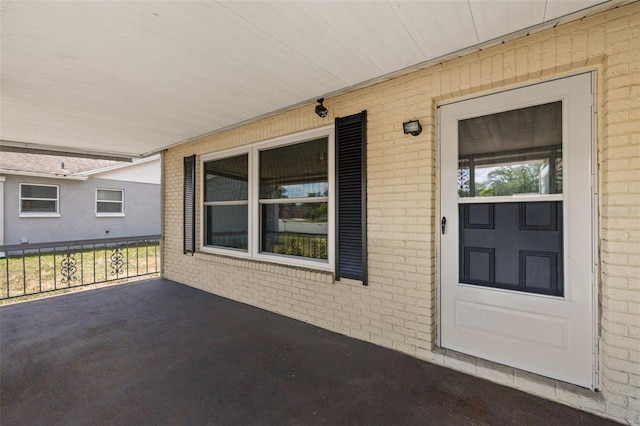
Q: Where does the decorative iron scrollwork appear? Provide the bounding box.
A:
[110,245,125,276]
[458,167,470,197]
[60,250,78,284]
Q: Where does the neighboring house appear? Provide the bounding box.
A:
[162,4,640,424]
[0,152,160,246]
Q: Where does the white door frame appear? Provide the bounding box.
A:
[436,71,599,388]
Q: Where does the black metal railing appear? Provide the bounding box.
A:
[206,231,328,259]
[0,235,161,300]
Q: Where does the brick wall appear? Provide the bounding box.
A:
[163,3,640,423]
[599,6,640,422]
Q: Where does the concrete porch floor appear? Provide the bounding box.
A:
[1,278,614,425]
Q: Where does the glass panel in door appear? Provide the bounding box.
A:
[457,101,564,296]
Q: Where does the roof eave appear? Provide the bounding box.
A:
[0,169,89,181]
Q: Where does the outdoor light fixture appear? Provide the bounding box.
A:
[315,98,328,118]
[403,120,422,136]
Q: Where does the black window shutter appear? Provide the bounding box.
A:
[183,155,196,254]
[335,111,367,285]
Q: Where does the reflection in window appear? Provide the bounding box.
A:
[458,102,562,198]
[260,138,328,260]
[204,154,248,250]
[205,205,248,249]
[259,138,328,199]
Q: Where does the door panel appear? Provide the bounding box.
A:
[459,202,563,296]
[455,300,568,349]
[439,73,595,388]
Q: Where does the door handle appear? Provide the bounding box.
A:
[441,217,447,234]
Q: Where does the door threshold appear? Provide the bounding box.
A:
[428,347,605,414]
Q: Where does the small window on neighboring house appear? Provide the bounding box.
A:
[20,184,59,216]
[96,189,124,216]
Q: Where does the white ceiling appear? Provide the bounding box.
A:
[0,0,630,159]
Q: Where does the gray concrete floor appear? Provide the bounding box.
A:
[1,278,615,425]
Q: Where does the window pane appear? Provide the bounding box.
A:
[21,185,57,199]
[458,102,562,197]
[22,200,56,213]
[261,203,328,260]
[260,138,328,199]
[97,190,123,201]
[205,205,248,250]
[97,201,123,213]
[205,155,248,202]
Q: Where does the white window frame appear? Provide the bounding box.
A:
[201,146,252,258]
[200,126,335,272]
[19,183,60,217]
[96,188,125,217]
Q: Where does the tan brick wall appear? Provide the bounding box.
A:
[163,3,640,423]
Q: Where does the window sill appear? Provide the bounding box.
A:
[199,246,252,259]
[96,213,125,217]
[19,213,60,218]
[193,251,335,284]
[255,252,332,272]
[199,246,333,272]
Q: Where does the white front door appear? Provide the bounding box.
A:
[439,73,596,388]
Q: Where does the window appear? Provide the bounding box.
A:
[20,184,59,216]
[96,189,124,216]
[204,154,248,250]
[201,128,333,270]
[457,102,562,198]
[260,138,328,260]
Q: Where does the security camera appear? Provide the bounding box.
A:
[315,98,328,118]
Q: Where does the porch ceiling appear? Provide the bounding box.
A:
[0,1,629,159]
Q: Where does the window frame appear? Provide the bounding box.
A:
[200,126,335,271]
[95,188,125,217]
[19,183,60,217]
[201,146,252,258]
